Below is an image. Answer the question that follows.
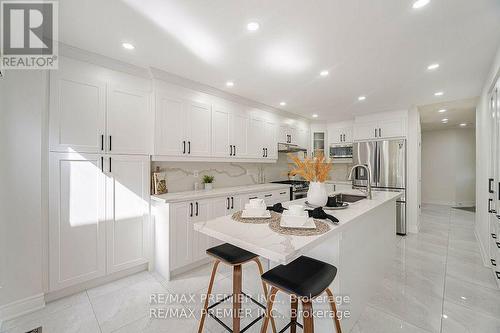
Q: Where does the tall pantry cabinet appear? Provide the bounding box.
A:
[48,57,151,291]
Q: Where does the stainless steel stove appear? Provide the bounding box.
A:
[271,180,309,200]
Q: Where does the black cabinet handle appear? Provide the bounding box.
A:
[263,148,265,157]
[489,178,494,193]
[227,197,230,209]
[379,128,381,137]
[195,202,199,216]
[249,196,258,200]
[109,135,112,151]
[374,128,377,137]
[101,135,104,151]
[231,197,234,209]
[230,145,233,156]
[280,191,287,195]
[488,198,493,213]
[188,141,191,154]
[265,148,268,157]
[109,157,112,173]
[101,156,104,172]
[497,242,500,249]
[183,141,186,154]
[234,145,236,156]
[492,233,497,239]
[264,194,272,197]
[190,203,193,217]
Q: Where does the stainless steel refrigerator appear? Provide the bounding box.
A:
[353,139,407,235]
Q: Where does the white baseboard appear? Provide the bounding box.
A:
[475,226,491,268]
[0,293,45,323]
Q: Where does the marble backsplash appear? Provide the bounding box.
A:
[152,154,352,193]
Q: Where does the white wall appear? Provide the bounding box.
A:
[0,71,46,318]
[421,128,476,206]
[407,107,421,233]
[476,45,500,266]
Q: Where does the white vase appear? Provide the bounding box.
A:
[307,181,328,206]
[204,183,213,190]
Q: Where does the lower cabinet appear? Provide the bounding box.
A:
[156,188,290,278]
[49,152,150,291]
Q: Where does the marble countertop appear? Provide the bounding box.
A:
[194,190,402,264]
[151,183,291,203]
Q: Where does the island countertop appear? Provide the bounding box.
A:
[193,190,402,264]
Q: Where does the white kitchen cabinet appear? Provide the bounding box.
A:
[354,118,405,141]
[105,155,150,274]
[296,127,310,149]
[49,152,106,291]
[49,58,152,155]
[279,124,297,144]
[187,100,212,157]
[155,94,186,156]
[248,117,266,158]
[107,84,152,155]
[190,200,211,262]
[212,105,249,158]
[49,69,106,153]
[169,202,191,270]
[328,123,353,144]
[49,152,150,291]
[264,120,278,159]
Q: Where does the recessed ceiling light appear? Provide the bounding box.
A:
[312,114,319,118]
[358,96,366,101]
[460,296,467,300]
[438,109,447,113]
[460,123,467,127]
[413,0,430,9]
[280,101,286,106]
[247,22,260,31]
[122,42,135,50]
[434,91,444,96]
[319,70,329,77]
[442,118,448,123]
[427,63,440,70]
[442,314,448,319]
[226,81,234,87]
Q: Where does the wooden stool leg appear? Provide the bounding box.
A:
[254,258,278,333]
[290,295,298,333]
[260,287,278,333]
[198,260,220,333]
[325,288,342,333]
[302,300,314,333]
[233,264,243,333]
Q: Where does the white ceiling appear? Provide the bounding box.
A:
[419,98,477,131]
[59,0,500,121]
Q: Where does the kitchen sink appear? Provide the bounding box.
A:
[333,193,366,203]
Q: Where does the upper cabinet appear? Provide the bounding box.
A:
[279,124,298,144]
[328,121,353,144]
[212,103,248,158]
[353,112,407,141]
[248,116,277,159]
[49,57,152,155]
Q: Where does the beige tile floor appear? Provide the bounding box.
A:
[1,204,499,333]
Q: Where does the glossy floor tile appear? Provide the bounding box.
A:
[2,204,497,333]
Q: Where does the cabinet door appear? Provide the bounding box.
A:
[378,119,405,138]
[343,126,353,143]
[248,117,265,158]
[264,120,278,159]
[231,112,249,158]
[212,105,231,157]
[211,196,230,217]
[169,202,191,270]
[228,195,243,214]
[49,70,106,153]
[187,100,212,157]
[353,121,377,141]
[155,94,186,156]
[328,127,343,144]
[279,125,289,143]
[288,126,298,145]
[107,84,152,155]
[49,153,106,291]
[297,127,309,148]
[190,200,211,262]
[106,155,149,274]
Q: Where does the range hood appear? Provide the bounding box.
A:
[278,142,307,153]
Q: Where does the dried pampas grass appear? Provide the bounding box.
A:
[288,151,332,182]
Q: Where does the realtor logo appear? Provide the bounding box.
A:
[1,1,58,69]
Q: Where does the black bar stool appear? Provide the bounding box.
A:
[198,243,277,333]
[260,256,342,333]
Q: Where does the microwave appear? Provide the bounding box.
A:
[329,144,353,160]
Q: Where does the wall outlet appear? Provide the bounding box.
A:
[193,170,199,177]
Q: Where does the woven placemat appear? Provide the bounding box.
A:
[231,210,281,224]
[268,218,330,236]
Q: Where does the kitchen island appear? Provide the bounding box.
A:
[194,190,401,331]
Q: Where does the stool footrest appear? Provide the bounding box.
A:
[206,292,266,333]
[278,321,304,333]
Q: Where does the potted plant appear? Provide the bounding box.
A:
[202,175,215,190]
[288,151,332,206]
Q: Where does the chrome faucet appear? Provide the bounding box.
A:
[348,164,372,199]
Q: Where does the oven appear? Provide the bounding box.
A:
[271,180,309,201]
